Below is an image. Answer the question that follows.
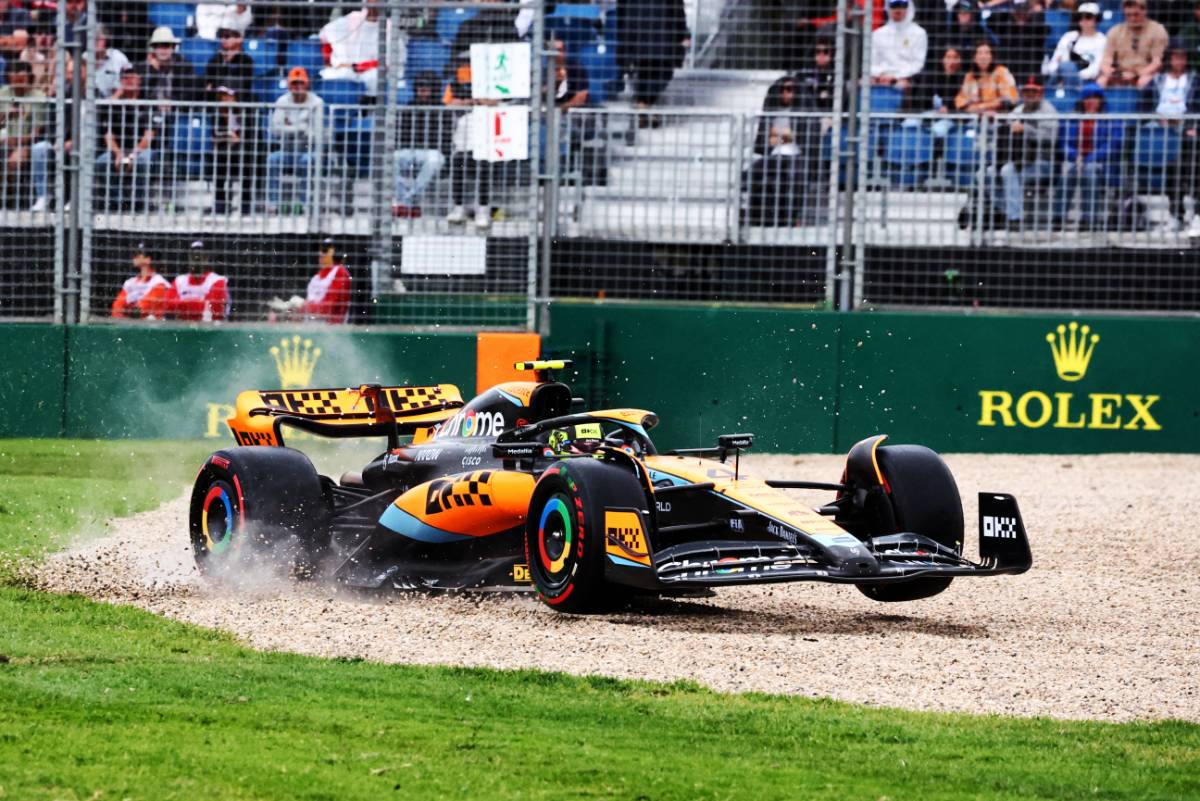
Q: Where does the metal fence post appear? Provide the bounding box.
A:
[851,0,874,310]
[531,0,548,335]
[52,5,67,324]
[824,0,849,310]
[77,0,96,323]
[369,1,402,301]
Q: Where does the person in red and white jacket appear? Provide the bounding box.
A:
[169,239,230,321]
[303,237,351,323]
[112,242,170,319]
[266,237,351,323]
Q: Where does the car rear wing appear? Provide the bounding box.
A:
[227,383,464,447]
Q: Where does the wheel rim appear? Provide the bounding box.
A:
[201,481,236,556]
[535,492,575,589]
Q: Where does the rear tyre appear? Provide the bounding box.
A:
[190,447,332,578]
[525,459,649,613]
[856,444,963,603]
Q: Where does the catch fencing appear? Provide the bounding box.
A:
[2,0,1198,328]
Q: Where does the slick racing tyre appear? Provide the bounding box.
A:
[190,447,332,578]
[857,444,964,603]
[526,458,650,613]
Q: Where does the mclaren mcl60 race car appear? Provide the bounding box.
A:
[190,361,1031,612]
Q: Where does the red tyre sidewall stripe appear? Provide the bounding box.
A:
[232,474,246,529]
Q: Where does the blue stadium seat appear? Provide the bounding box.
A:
[0,54,7,87]
[336,115,373,177]
[868,85,904,114]
[316,78,362,106]
[172,111,211,178]
[943,128,980,187]
[244,38,280,76]
[148,3,194,38]
[284,38,324,76]
[1104,87,1141,113]
[1044,9,1070,51]
[1048,86,1079,112]
[1099,7,1123,32]
[885,125,934,186]
[395,79,413,106]
[550,4,604,21]
[436,7,478,46]
[1133,123,1180,191]
[406,39,450,77]
[255,74,287,104]
[547,16,598,54]
[179,36,217,76]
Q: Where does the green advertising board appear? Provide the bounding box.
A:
[549,303,1200,454]
[549,303,841,452]
[0,324,65,438]
[64,327,476,441]
[835,313,1196,453]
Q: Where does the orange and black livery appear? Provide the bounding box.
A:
[191,361,1032,612]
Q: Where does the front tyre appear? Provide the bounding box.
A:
[525,459,650,613]
[190,447,332,578]
[856,444,963,603]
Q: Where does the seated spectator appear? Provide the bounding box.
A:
[139,26,196,109]
[97,67,155,212]
[1099,0,1169,88]
[170,240,230,321]
[112,242,170,319]
[0,61,46,203]
[1054,83,1124,229]
[956,40,1019,113]
[210,85,257,214]
[94,26,132,99]
[936,0,992,59]
[19,20,70,97]
[1046,3,1108,89]
[0,0,31,59]
[745,73,814,226]
[266,238,351,324]
[64,0,87,43]
[995,75,1059,229]
[1150,39,1200,232]
[266,67,325,214]
[195,3,252,41]
[203,27,255,101]
[916,45,966,112]
[319,0,400,97]
[796,36,837,111]
[393,72,448,218]
[870,0,928,100]
[987,0,1051,82]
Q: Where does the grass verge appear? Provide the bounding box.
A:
[0,440,1197,800]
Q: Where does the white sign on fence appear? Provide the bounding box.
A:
[399,236,487,275]
[469,42,531,100]
[470,105,529,162]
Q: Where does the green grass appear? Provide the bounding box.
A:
[0,440,1197,800]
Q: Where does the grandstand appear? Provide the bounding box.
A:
[0,0,1198,324]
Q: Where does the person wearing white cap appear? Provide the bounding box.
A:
[1046,3,1108,88]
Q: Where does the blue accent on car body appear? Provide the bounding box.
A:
[379,504,473,544]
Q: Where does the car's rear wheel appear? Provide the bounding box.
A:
[856,444,963,603]
[190,447,332,578]
[525,459,649,613]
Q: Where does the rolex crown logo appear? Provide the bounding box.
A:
[270,335,321,389]
[1045,322,1099,382]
